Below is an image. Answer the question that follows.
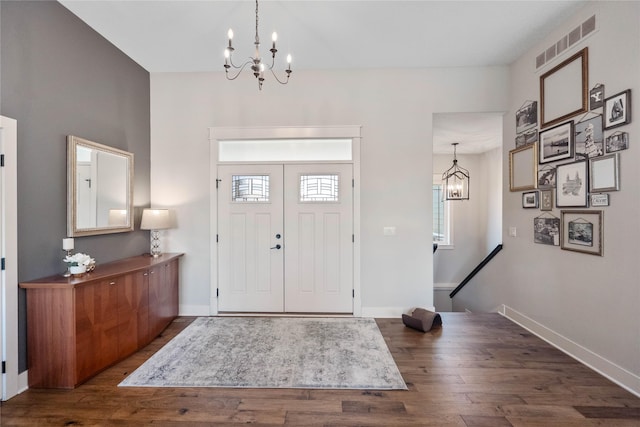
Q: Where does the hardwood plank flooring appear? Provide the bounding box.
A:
[2,313,639,426]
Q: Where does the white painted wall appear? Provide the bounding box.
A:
[482,147,503,252]
[454,2,640,395]
[150,67,508,316]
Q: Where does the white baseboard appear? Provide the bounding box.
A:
[433,283,457,290]
[179,304,212,316]
[361,306,435,318]
[14,370,29,397]
[184,305,437,318]
[499,304,640,398]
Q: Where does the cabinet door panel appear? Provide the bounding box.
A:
[149,261,179,338]
[75,280,119,384]
[148,265,166,338]
[117,272,149,358]
[165,259,179,320]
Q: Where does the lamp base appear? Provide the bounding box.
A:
[63,249,72,277]
[150,229,162,258]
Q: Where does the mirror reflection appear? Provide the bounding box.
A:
[68,136,134,236]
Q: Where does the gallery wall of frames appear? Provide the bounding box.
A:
[509,47,630,256]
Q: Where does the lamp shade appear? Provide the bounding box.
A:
[140,209,171,230]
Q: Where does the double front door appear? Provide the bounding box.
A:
[217,164,353,313]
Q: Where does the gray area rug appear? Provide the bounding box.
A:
[119,317,407,390]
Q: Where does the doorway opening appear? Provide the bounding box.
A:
[431,112,504,312]
[209,126,362,316]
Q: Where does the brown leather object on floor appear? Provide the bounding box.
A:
[402,308,442,332]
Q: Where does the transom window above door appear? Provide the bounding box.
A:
[219,138,352,162]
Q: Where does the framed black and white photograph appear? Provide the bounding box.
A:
[516,101,538,134]
[509,144,538,192]
[604,89,631,130]
[540,48,588,129]
[539,121,574,164]
[605,131,629,153]
[534,216,560,246]
[556,160,588,207]
[540,190,553,211]
[589,84,604,110]
[589,153,620,192]
[515,133,526,148]
[561,210,603,256]
[590,193,609,207]
[574,115,604,160]
[537,164,556,189]
[522,191,539,209]
[524,129,538,145]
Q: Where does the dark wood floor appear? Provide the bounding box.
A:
[2,313,639,426]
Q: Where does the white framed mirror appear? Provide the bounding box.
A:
[67,135,134,237]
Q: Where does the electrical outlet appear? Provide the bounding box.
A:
[383,226,396,236]
[509,226,517,237]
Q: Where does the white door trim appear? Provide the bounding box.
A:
[209,126,362,317]
[0,116,19,400]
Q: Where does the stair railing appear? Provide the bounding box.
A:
[448,244,503,298]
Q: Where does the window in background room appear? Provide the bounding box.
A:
[432,175,452,247]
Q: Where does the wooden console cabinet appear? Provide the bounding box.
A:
[20,253,183,389]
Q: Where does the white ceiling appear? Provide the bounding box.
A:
[58,0,586,153]
[432,112,504,154]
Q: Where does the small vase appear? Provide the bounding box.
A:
[69,265,86,275]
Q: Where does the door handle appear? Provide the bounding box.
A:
[270,244,282,250]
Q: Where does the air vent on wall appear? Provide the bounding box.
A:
[536,15,596,71]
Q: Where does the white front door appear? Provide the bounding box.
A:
[284,164,353,313]
[217,165,284,312]
[217,164,353,313]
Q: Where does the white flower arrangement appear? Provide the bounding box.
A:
[63,252,95,267]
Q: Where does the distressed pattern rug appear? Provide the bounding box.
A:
[119,317,407,390]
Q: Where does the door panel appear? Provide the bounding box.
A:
[217,163,353,313]
[284,164,353,313]
[218,165,284,312]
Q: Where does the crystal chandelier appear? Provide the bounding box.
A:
[442,143,470,200]
[224,0,292,90]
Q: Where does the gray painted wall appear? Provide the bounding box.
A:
[1,1,150,372]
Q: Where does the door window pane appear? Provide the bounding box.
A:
[232,175,269,202]
[300,174,339,202]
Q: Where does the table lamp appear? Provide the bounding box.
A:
[140,209,171,257]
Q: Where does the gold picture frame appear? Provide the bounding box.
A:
[540,47,588,129]
[509,144,537,192]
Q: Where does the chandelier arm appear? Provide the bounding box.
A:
[225,60,254,80]
[227,54,251,70]
[269,67,291,85]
